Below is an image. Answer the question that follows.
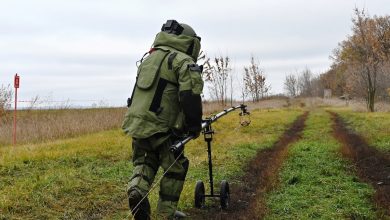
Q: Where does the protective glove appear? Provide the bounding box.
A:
[187,126,201,139]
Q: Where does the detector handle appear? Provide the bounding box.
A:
[169,104,248,152]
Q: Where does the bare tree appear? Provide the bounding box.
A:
[238,71,249,103]
[229,70,234,106]
[297,68,313,97]
[0,84,13,121]
[376,61,390,100]
[203,55,232,105]
[243,56,271,102]
[284,74,298,97]
[310,75,324,97]
[286,69,323,97]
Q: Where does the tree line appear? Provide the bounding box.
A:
[284,68,323,98]
[291,8,390,112]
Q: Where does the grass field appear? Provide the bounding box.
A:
[1,104,389,219]
[334,110,390,152]
[266,110,376,219]
[0,108,303,219]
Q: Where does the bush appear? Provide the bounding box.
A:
[0,84,13,121]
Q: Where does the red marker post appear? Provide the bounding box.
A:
[13,74,20,146]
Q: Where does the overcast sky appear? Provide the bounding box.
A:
[0,0,389,107]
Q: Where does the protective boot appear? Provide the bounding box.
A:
[128,189,151,220]
[174,210,186,219]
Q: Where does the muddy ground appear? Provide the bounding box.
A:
[188,112,309,219]
[330,112,390,216]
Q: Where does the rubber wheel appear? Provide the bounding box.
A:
[220,180,230,210]
[194,180,205,208]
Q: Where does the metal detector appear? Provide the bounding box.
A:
[170,104,250,210]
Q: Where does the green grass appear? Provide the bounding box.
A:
[265,110,376,219]
[0,130,132,219]
[0,108,302,219]
[334,109,390,152]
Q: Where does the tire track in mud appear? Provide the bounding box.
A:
[189,112,309,220]
[329,112,390,215]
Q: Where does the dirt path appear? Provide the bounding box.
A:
[189,112,309,219]
[330,112,390,215]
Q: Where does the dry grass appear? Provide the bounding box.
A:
[286,97,390,112]
[202,98,289,115]
[0,108,126,146]
[2,97,387,147]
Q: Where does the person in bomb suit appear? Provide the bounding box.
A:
[122,20,203,219]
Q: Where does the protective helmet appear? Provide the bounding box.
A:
[180,23,196,37]
[161,20,201,41]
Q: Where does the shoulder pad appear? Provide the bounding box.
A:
[167,51,192,71]
[188,64,203,73]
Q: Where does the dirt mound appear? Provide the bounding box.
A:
[188,112,308,219]
[330,112,390,216]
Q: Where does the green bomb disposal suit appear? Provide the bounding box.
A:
[122,21,203,219]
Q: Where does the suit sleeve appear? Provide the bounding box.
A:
[178,62,204,134]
